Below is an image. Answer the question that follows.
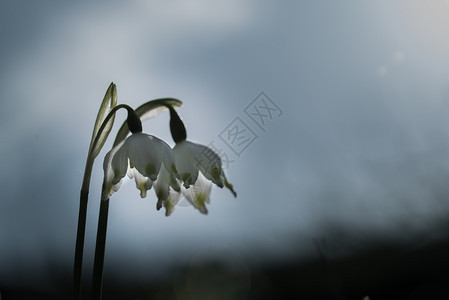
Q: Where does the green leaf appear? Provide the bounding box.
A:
[113,98,182,147]
[89,83,118,158]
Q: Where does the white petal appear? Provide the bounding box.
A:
[102,140,126,200]
[192,144,221,179]
[102,132,183,202]
[153,161,181,216]
[153,162,180,202]
[173,141,199,188]
[162,188,181,216]
[126,133,175,181]
[127,167,153,198]
[178,141,236,196]
[173,140,227,188]
[110,141,130,185]
[181,172,213,214]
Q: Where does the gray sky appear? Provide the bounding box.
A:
[2,0,449,292]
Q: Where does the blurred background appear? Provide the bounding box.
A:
[2,1,449,299]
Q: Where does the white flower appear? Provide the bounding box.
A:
[102,132,181,215]
[173,140,236,214]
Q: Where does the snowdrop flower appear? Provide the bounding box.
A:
[102,107,181,215]
[167,106,236,214]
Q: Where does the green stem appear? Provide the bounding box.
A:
[73,190,88,299]
[112,98,182,147]
[75,100,181,298]
[73,105,131,299]
[92,197,110,300]
[91,104,133,153]
[90,105,139,299]
[73,157,94,299]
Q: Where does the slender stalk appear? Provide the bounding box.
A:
[92,197,110,300]
[75,99,180,298]
[73,83,116,299]
[73,104,130,299]
[73,157,94,299]
[73,191,88,299]
[73,104,134,299]
[90,104,130,155]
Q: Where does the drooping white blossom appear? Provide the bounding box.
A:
[102,132,180,215]
[173,140,236,214]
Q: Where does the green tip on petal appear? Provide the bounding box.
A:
[181,173,192,188]
[193,192,208,214]
[210,165,221,182]
[164,200,174,216]
[156,199,163,211]
[169,174,181,192]
[224,178,237,197]
[156,188,167,201]
[138,182,147,198]
[145,163,158,181]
